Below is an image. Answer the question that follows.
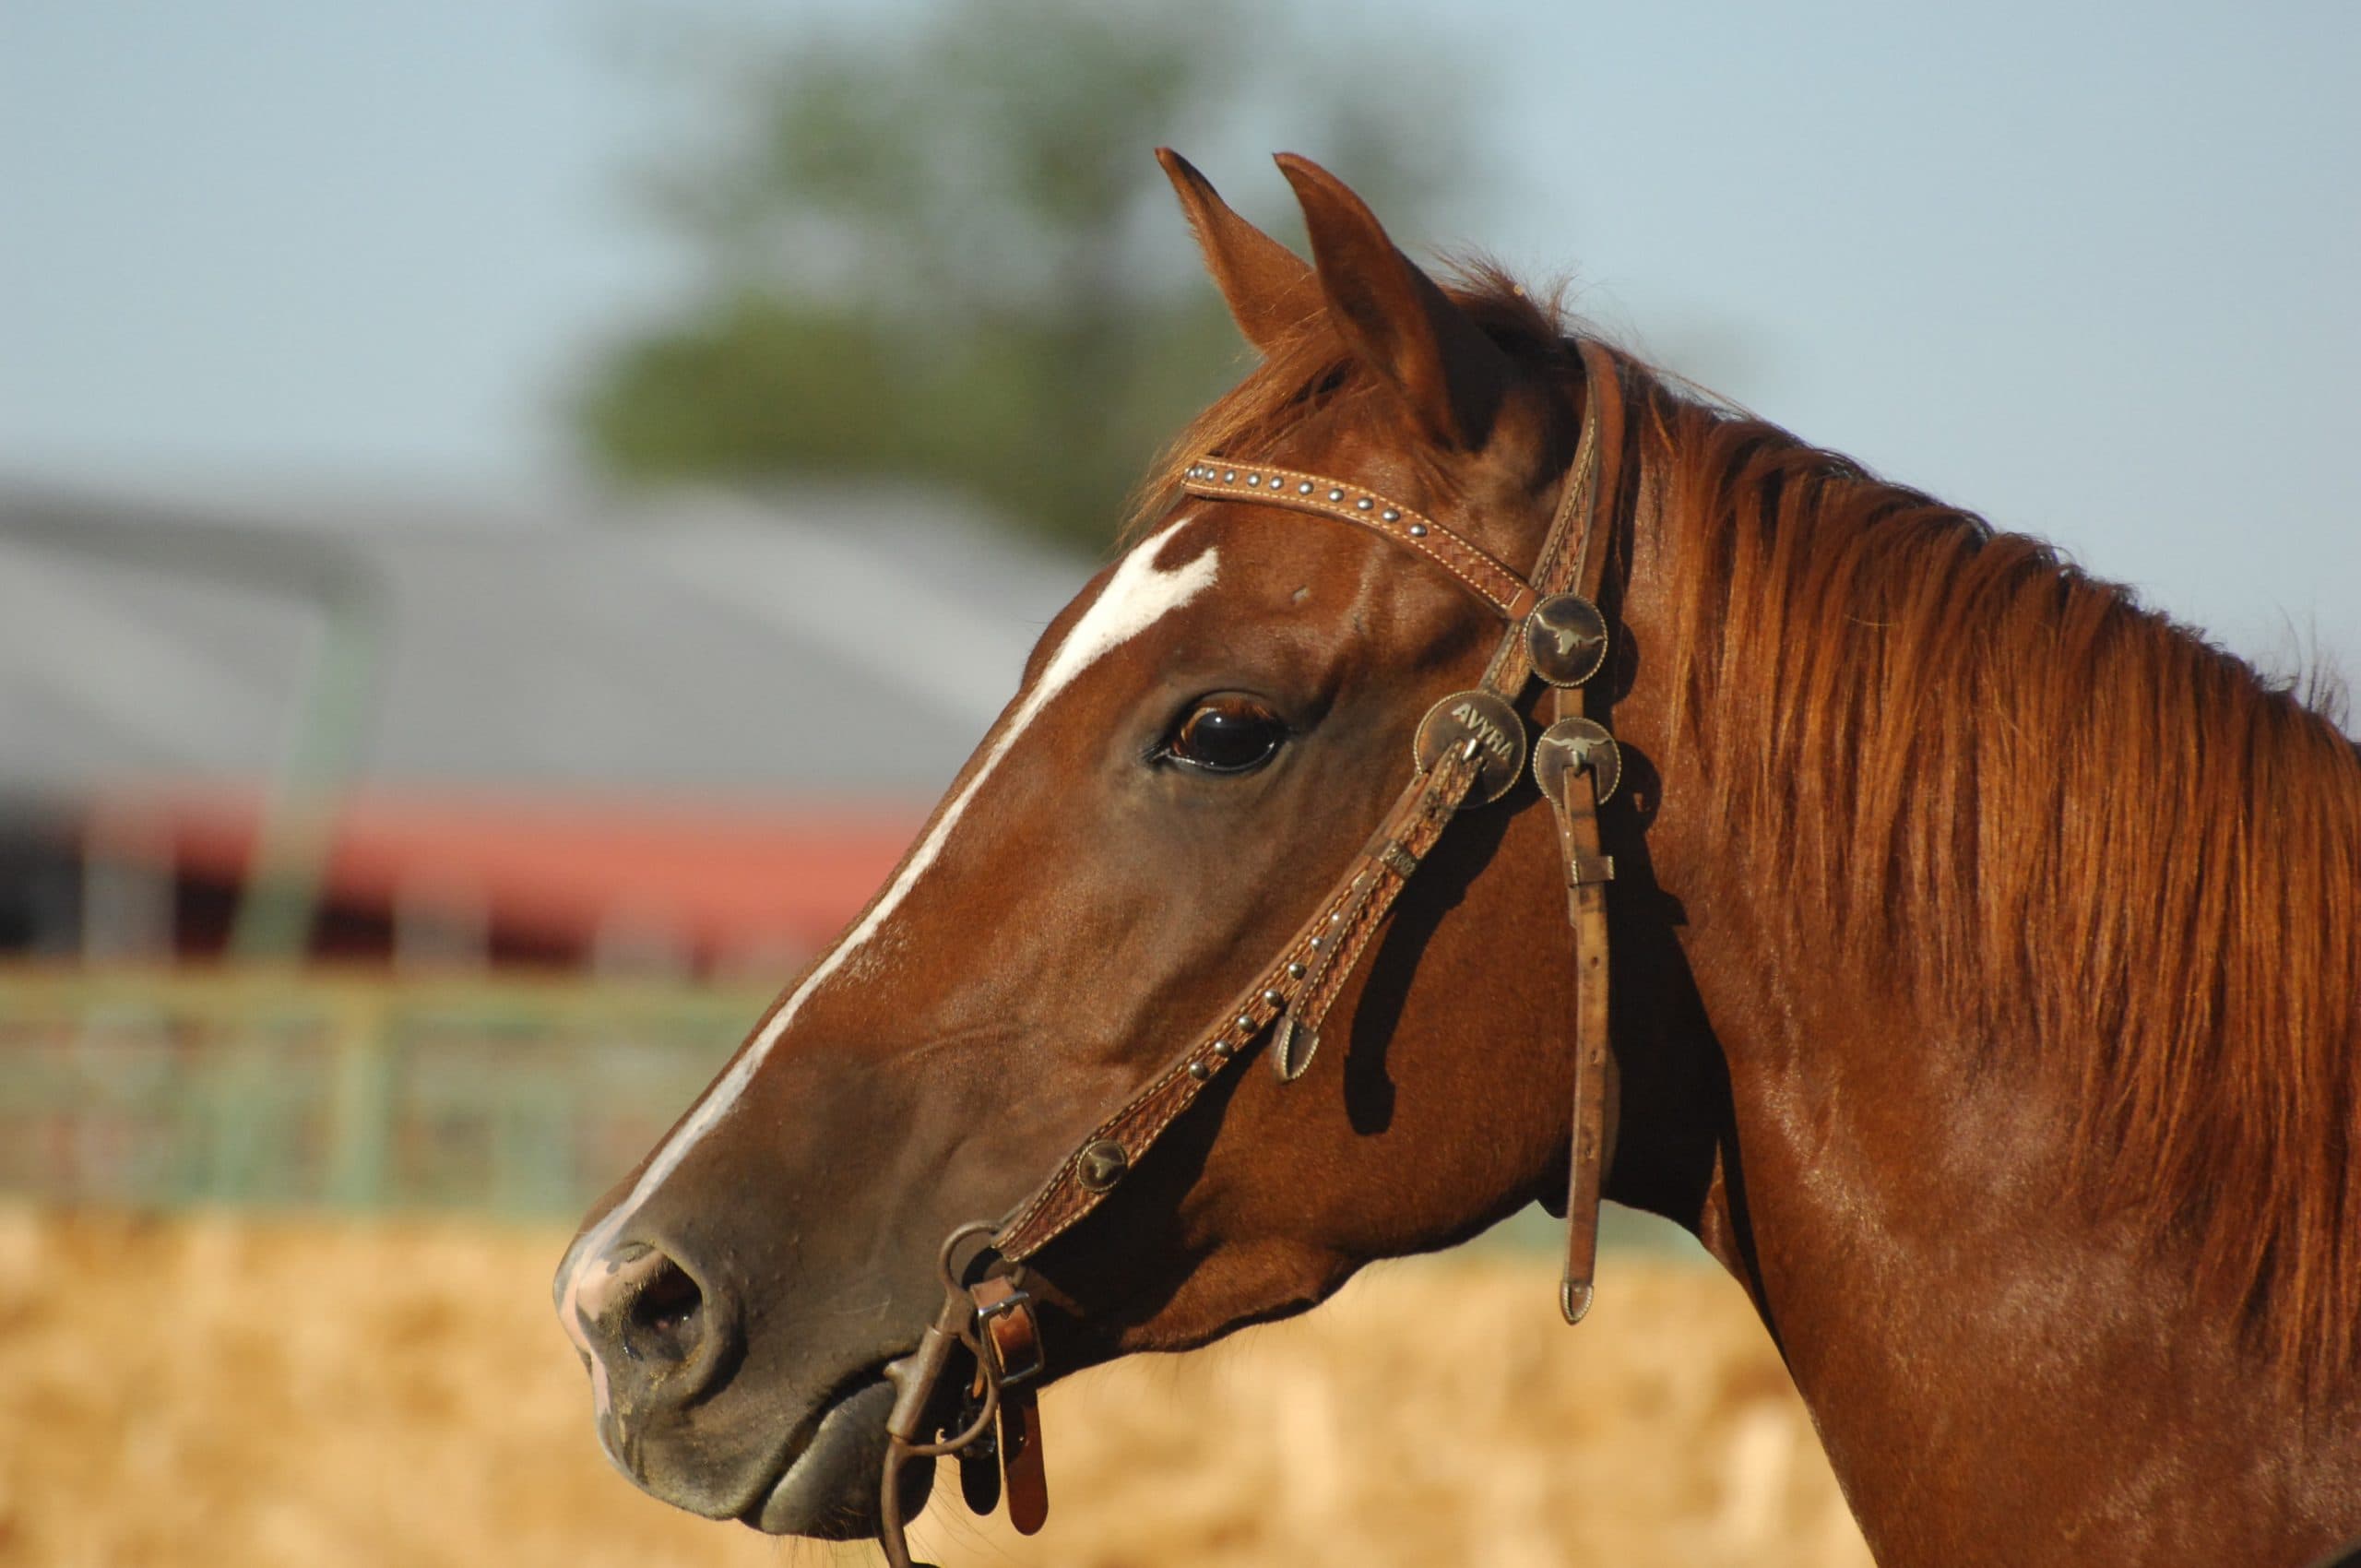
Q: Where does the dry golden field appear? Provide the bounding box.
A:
[0,1206,1871,1568]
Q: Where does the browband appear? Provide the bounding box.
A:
[1172,460,1537,620]
[878,339,1630,1565]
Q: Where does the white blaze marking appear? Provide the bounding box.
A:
[557,517,1218,1408]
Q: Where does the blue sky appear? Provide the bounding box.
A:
[3,0,2354,684]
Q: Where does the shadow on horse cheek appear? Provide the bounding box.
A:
[1114,1241,1358,1357]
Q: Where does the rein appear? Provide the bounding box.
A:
[877,339,1630,1565]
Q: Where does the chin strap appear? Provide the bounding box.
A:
[874,341,1631,1562]
[878,1229,1050,1568]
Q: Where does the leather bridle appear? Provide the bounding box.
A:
[878,339,1630,1566]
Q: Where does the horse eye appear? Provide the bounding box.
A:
[1163,696,1287,776]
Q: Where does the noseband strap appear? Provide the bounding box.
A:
[876,341,1629,1564]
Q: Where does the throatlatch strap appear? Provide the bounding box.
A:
[1547,691,1614,1324]
[1546,339,1627,1323]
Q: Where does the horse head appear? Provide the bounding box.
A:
[550,152,1703,1543]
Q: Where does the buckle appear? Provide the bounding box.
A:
[974,1287,1045,1387]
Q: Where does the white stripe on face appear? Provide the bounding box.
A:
[556,517,1219,1410]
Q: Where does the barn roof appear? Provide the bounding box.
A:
[0,479,1092,800]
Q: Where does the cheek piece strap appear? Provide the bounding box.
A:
[877,339,1630,1566]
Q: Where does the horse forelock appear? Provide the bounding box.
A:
[1144,258,2361,1391]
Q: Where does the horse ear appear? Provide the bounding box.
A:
[1157,148,1319,354]
[1274,152,1515,453]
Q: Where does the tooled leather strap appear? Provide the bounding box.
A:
[992,741,1487,1261]
[1176,460,1535,619]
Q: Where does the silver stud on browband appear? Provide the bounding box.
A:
[1247,474,1262,486]
[1189,1062,1211,1082]
[1298,481,1314,494]
[1326,488,1344,502]
[1223,470,1236,482]
[1287,961,1307,980]
[1408,523,1428,537]
[1356,497,1372,511]
[1382,509,1400,522]
[1236,1014,1253,1032]
[1263,988,1285,1006]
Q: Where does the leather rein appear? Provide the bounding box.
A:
[877,339,1630,1566]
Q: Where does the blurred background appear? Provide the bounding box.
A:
[0,1,2352,1563]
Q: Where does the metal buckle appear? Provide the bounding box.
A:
[975,1288,1045,1387]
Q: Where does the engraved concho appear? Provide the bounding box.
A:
[1533,716,1622,807]
[1525,594,1609,687]
[1414,689,1527,806]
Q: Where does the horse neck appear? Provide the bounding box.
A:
[1593,427,2361,1568]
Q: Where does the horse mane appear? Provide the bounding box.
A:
[1143,266,2361,1388]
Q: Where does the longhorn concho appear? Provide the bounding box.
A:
[1534,716,1620,807]
[1525,592,1610,687]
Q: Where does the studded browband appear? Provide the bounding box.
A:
[877,340,1628,1565]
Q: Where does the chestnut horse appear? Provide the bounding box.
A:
[556,153,2361,1566]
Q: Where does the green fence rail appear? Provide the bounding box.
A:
[0,968,765,1217]
[0,967,1703,1253]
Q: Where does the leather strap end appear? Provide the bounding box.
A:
[1273,1014,1320,1081]
[1000,1385,1048,1535]
[958,1431,1001,1515]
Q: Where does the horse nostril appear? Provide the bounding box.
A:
[621,1254,705,1367]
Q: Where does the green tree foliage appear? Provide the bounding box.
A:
[576,0,1465,552]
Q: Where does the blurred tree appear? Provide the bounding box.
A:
[576,0,1468,552]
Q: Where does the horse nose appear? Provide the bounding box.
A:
[564,1238,732,1410]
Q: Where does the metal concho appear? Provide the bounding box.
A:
[1076,1138,1129,1193]
[1525,594,1609,687]
[1533,717,1621,807]
[1414,689,1526,806]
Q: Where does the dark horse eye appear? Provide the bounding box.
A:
[1163,695,1287,775]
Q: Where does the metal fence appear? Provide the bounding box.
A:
[0,967,1700,1254]
[0,968,763,1216]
